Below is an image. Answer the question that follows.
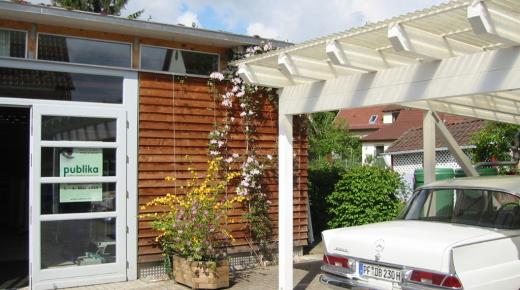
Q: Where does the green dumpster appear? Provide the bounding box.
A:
[454,167,498,177]
[414,168,454,189]
[414,168,455,218]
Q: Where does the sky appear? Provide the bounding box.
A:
[29,0,448,43]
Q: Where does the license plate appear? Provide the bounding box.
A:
[360,262,402,283]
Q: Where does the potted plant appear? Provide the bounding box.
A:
[141,158,242,289]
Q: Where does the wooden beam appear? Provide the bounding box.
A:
[388,23,480,60]
[423,111,436,184]
[278,46,520,115]
[468,1,520,46]
[238,64,294,88]
[325,40,398,72]
[405,100,520,125]
[432,112,478,177]
[278,53,357,80]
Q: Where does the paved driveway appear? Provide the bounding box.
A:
[66,259,324,290]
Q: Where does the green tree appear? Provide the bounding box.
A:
[52,0,129,16]
[470,122,520,163]
[326,165,402,228]
[307,111,361,167]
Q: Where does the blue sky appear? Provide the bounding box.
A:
[29,0,447,42]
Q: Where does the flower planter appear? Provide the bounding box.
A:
[172,256,229,289]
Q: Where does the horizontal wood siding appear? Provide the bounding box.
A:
[138,73,308,263]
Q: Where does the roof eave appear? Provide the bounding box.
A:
[384,145,475,155]
[0,1,291,48]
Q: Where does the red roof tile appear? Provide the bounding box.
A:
[361,108,476,142]
[361,109,423,141]
[386,119,485,153]
[334,105,390,130]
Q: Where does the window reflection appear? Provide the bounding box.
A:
[141,45,219,76]
[41,183,116,214]
[0,29,26,58]
[0,67,123,103]
[42,116,116,142]
[38,34,131,68]
[41,219,116,269]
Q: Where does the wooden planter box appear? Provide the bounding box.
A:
[172,256,230,289]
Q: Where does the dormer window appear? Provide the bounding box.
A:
[369,115,378,124]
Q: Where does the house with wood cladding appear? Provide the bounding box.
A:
[0,2,309,289]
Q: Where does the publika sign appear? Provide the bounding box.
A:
[59,148,103,203]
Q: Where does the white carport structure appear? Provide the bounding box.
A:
[233,0,520,289]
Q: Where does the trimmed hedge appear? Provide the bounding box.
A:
[327,165,402,228]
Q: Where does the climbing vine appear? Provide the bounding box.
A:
[207,42,277,263]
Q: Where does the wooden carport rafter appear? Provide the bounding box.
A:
[232,1,520,289]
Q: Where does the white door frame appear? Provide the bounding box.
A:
[31,105,127,289]
[0,57,139,289]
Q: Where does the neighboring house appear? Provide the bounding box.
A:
[336,106,472,166]
[361,107,423,166]
[0,2,308,289]
[385,119,485,188]
[334,105,388,137]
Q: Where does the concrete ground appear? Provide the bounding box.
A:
[65,259,324,290]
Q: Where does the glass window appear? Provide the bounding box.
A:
[0,67,123,103]
[38,34,131,68]
[42,116,117,142]
[0,29,26,58]
[402,188,520,229]
[368,115,378,124]
[41,218,116,269]
[41,148,116,177]
[375,146,385,157]
[41,183,116,214]
[141,45,219,76]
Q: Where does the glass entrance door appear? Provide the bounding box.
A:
[30,104,127,289]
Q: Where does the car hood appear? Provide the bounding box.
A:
[322,220,512,273]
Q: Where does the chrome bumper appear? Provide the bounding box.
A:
[319,273,391,290]
[319,272,451,290]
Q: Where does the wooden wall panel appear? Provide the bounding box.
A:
[138,73,309,262]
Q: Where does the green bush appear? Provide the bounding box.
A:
[326,165,402,228]
[308,161,344,240]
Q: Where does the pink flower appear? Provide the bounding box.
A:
[209,72,224,81]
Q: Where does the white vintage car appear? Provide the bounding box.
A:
[320,176,520,290]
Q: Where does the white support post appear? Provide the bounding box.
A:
[432,112,479,177]
[423,111,436,184]
[278,113,293,290]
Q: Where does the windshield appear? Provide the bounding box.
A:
[401,188,520,229]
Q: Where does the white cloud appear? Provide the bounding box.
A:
[176,11,201,28]
[246,22,279,40]
[27,0,449,43]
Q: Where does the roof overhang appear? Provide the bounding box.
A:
[233,0,520,125]
[0,1,291,48]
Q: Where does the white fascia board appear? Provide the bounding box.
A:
[278,46,520,115]
[439,95,520,116]
[238,64,294,88]
[388,23,481,60]
[468,1,520,46]
[405,100,520,125]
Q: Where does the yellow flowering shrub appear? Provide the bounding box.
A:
[140,158,242,262]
